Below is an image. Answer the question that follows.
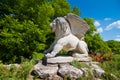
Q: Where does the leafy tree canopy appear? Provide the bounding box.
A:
[106,40,120,54]
[0,0,114,63]
[83,18,111,54]
[0,0,80,63]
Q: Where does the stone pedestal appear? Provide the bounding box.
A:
[73,53,92,62]
[31,55,105,80]
[47,56,92,64]
[47,56,74,64]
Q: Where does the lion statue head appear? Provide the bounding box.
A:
[50,17,71,38]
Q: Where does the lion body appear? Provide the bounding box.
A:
[45,17,89,58]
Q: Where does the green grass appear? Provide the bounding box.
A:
[70,61,94,80]
[0,59,34,80]
[70,60,90,69]
[99,54,120,79]
[0,52,44,80]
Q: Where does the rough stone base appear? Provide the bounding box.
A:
[32,62,58,79]
[91,64,105,77]
[31,54,106,80]
[58,64,83,79]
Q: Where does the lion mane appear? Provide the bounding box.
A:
[50,17,71,39]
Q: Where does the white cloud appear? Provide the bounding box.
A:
[114,35,120,41]
[104,18,111,21]
[116,35,120,38]
[93,27,103,35]
[105,20,120,31]
[94,20,101,27]
[97,27,103,33]
[114,38,120,41]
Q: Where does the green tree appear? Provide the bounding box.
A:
[51,0,71,18]
[106,40,120,54]
[84,18,111,53]
[0,0,54,63]
[0,0,76,63]
[0,15,47,63]
[71,6,81,16]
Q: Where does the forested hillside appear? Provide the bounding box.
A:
[0,0,73,63]
[0,0,120,64]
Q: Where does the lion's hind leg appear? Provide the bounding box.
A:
[77,41,88,57]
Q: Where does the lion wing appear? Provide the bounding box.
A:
[65,13,90,39]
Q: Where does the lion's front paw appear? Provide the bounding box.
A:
[45,53,55,58]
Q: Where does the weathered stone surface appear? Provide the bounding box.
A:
[31,59,108,80]
[47,56,74,63]
[91,64,105,77]
[58,64,83,79]
[47,55,92,64]
[81,67,95,79]
[48,75,63,80]
[32,62,58,78]
[73,53,92,62]
[81,68,90,77]
[74,57,92,62]
[72,53,88,58]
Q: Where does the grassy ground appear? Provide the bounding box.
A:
[0,54,120,80]
[99,54,120,79]
[0,59,34,80]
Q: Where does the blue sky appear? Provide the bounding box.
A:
[68,0,120,41]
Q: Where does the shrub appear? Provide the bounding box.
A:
[99,54,120,79]
[0,59,34,80]
[0,16,46,63]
